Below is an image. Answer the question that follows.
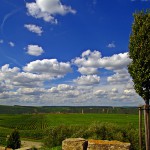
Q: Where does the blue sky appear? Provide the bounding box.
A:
[0,0,149,106]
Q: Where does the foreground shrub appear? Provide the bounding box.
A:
[6,129,21,149]
[86,122,118,140]
[44,125,74,148]
[44,122,145,150]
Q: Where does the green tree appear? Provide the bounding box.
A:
[128,10,150,150]
[6,129,21,150]
[128,10,150,104]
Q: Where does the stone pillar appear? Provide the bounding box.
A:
[62,138,88,150]
[87,140,131,150]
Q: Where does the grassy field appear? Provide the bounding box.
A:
[0,113,139,129]
[0,114,139,139]
[0,113,142,149]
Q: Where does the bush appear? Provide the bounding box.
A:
[44,123,144,150]
[44,125,74,148]
[6,129,21,149]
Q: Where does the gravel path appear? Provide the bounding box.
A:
[0,140,43,150]
[21,140,43,149]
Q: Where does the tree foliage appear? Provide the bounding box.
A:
[6,129,21,149]
[128,10,150,104]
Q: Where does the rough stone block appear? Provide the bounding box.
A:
[87,140,131,150]
[62,138,88,150]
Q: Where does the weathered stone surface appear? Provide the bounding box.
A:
[0,148,12,150]
[87,140,131,150]
[62,138,88,150]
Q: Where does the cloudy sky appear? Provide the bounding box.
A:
[0,0,149,106]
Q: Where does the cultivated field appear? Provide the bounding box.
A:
[0,113,139,146]
[0,113,139,129]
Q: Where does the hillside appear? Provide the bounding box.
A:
[0,105,138,114]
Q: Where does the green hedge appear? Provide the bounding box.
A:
[44,122,145,150]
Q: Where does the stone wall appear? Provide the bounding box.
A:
[62,138,88,150]
[62,138,131,150]
[87,139,131,150]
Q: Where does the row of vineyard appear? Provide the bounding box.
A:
[0,113,141,148]
[0,114,50,130]
[0,114,50,145]
[0,113,140,131]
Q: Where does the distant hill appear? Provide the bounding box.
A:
[0,105,138,114]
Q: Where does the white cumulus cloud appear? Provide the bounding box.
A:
[78,67,98,75]
[0,49,144,106]
[0,64,20,80]
[57,84,74,91]
[48,84,80,98]
[49,84,74,92]
[17,87,45,95]
[111,88,118,93]
[99,52,131,70]
[26,0,76,24]
[36,0,76,15]
[24,24,43,36]
[13,72,45,88]
[107,68,131,84]
[94,89,107,98]
[26,2,57,24]
[26,45,44,56]
[74,75,100,85]
[0,64,20,92]
[73,50,131,74]
[123,89,135,96]
[23,59,72,79]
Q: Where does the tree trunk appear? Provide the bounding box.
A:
[139,107,142,150]
[144,104,150,150]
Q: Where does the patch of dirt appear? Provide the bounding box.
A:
[20,140,43,149]
[0,140,43,150]
[0,146,5,150]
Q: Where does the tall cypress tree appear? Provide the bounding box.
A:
[128,10,150,150]
[128,10,150,104]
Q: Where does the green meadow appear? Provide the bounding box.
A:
[0,113,139,142]
[0,113,139,130]
[0,112,145,150]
